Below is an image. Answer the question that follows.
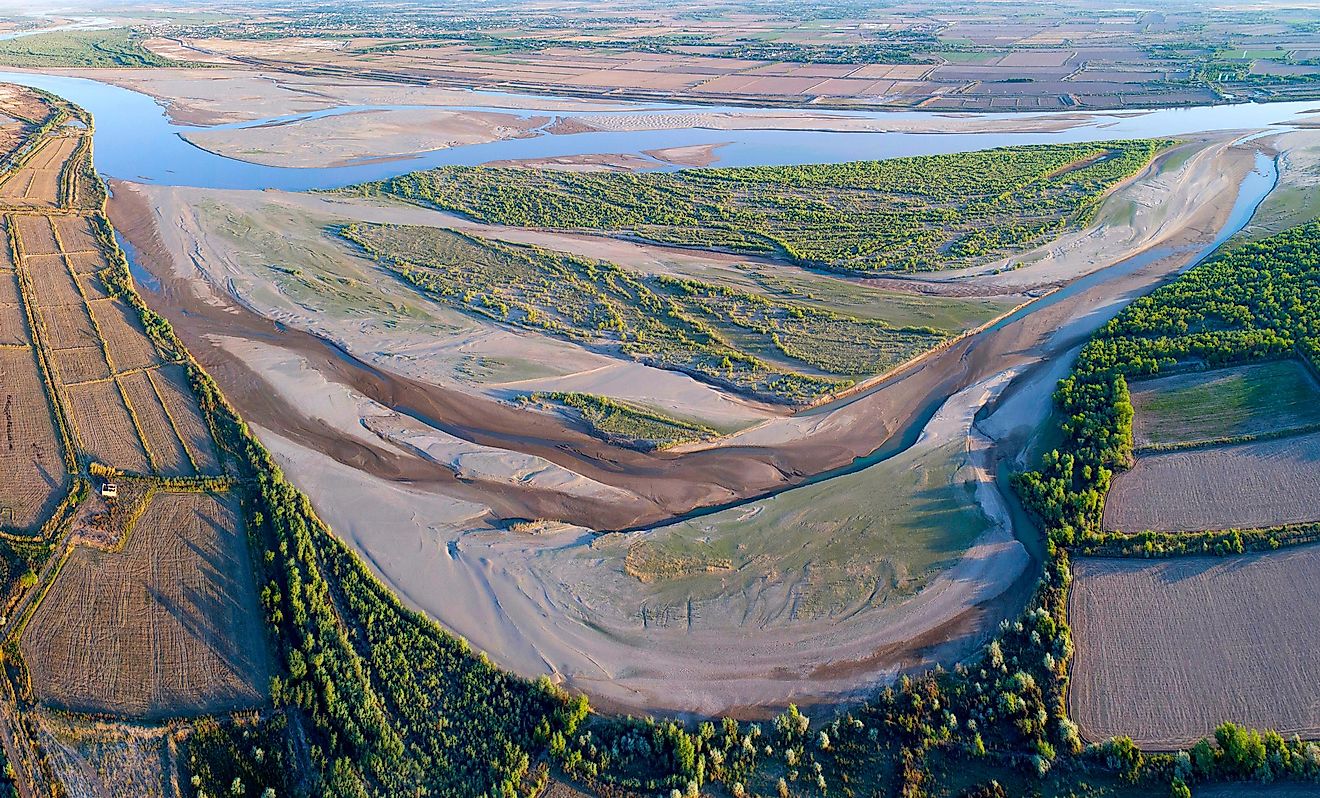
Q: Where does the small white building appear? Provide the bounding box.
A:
[100,482,118,500]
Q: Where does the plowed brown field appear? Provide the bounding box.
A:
[1071,549,1320,749]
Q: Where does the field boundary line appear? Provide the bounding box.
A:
[61,364,153,387]
[1298,344,1320,383]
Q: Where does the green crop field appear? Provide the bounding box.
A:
[1130,359,1320,449]
[343,140,1168,273]
[0,30,181,68]
[341,223,953,403]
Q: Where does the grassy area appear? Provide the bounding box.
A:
[341,223,952,403]
[523,392,718,450]
[342,140,1170,274]
[0,30,184,68]
[1130,359,1320,449]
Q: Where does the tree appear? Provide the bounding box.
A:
[1217,722,1267,777]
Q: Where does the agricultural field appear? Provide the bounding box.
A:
[346,140,1167,274]
[89,300,161,372]
[1070,549,1320,749]
[20,491,269,718]
[30,712,186,798]
[147,365,222,473]
[117,369,194,476]
[157,2,1320,110]
[0,346,66,532]
[1129,360,1320,450]
[1102,430,1320,533]
[0,134,77,209]
[64,379,152,473]
[342,222,949,402]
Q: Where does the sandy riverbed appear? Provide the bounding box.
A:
[106,126,1279,714]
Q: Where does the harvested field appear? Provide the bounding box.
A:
[64,379,151,473]
[30,713,183,798]
[52,216,101,254]
[23,254,82,307]
[37,302,99,351]
[88,299,160,372]
[52,345,110,385]
[0,136,77,208]
[0,347,66,531]
[119,370,192,476]
[0,272,25,347]
[1130,360,1320,449]
[77,273,110,301]
[14,214,61,256]
[21,491,270,718]
[1071,549,1320,749]
[1103,429,1320,533]
[119,369,192,474]
[67,250,110,275]
[147,365,221,474]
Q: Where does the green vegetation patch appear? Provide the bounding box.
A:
[0,30,182,68]
[343,140,1169,273]
[1130,359,1320,450]
[523,392,718,450]
[341,223,949,403]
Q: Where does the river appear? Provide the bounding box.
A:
[0,68,1313,190]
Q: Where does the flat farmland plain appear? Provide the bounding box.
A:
[14,214,61,255]
[89,300,160,373]
[23,254,82,307]
[50,345,109,384]
[0,270,24,346]
[148,365,221,473]
[20,491,270,718]
[51,215,102,254]
[1071,550,1320,749]
[1102,430,1320,532]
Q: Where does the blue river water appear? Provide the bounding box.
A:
[0,68,1315,191]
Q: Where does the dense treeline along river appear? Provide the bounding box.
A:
[0,68,1310,190]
